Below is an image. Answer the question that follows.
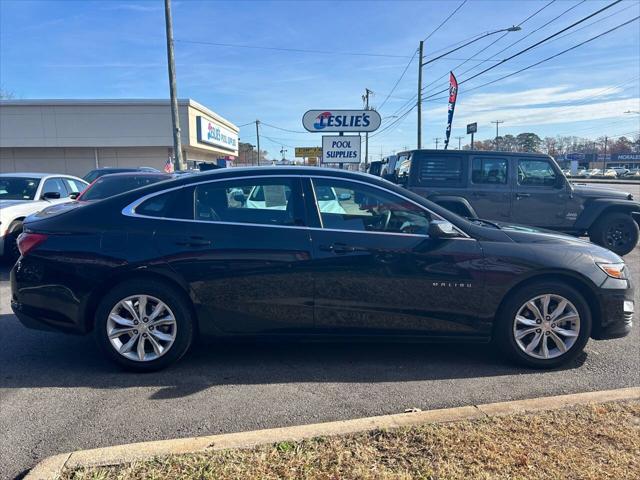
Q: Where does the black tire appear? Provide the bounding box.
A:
[495,281,592,369]
[94,279,194,372]
[3,221,23,262]
[589,212,639,256]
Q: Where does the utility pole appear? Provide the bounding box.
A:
[280,146,287,162]
[491,120,504,150]
[164,0,184,171]
[363,88,373,168]
[434,137,441,149]
[603,136,608,171]
[255,120,260,166]
[415,26,521,154]
[417,40,424,150]
[455,135,464,150]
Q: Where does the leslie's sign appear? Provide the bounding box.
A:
[302,110,381,133]
[196,116,238,154]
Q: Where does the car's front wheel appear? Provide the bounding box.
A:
[589,212,639,256]
[95,279,194,371]
[496,282,591,368]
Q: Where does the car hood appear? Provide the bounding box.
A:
[498,222,622,263]
[569,183,633,200]
[0,199,29,209]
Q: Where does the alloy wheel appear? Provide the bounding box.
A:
[605,222,632,249]
[513,294,580,360]
[106,295,177,362]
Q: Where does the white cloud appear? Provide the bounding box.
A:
[451,98,640,128]
[459,85,625,109]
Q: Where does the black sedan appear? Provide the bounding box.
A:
[11,167,634,371]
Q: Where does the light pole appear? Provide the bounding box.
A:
[492,120,504,149]
[417,25,521,148]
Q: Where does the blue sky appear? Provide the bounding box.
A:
[1,0,639,159]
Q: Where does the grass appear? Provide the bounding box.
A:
[62,400,640,480]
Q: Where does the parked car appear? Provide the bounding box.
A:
[11,167,634,371]
[611,167,630,177]
[83,167,160,183]
[75,172,172,201]
[0,173,88,260]
[585,169,602,177]
[603,169,618,178]
[367,160,383,176]
[389,150,640,255]
[380,155,399,181]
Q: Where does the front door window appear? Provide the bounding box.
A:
[311,178,432,235]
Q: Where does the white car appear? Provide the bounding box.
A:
[0,173,88,259]
[244,184,347,214]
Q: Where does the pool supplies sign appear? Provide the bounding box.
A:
[322,135,361,164]
[303,110,381,133]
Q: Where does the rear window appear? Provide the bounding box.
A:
[415,154,464,186]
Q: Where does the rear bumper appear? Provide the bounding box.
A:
[10,257,88,334]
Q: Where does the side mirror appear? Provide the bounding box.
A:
[338,192,351,201]
[42,191,61,200]
[232,191,246,204]
[428,220,459,239]
[69,192,80,200]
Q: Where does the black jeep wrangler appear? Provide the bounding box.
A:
[388,149,640,255]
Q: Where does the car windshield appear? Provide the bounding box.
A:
[80,175,168,201]
[0,177,40,200]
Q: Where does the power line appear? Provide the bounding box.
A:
[260,121,308,134]
[422,0,557,94]
[421,0,626,100]
[377,50,417,111]
[457,15,640,96]
[175,39,413,58]
[377,0,469,112]
[424,0,468,42]
[451,0,585,86]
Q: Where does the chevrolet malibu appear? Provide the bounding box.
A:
[10,167,634,371]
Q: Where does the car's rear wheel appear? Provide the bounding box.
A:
[95,279,194,371]
[3,221,23,262]
[496,282,591,368]
[589,212,639,256]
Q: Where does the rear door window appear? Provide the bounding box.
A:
[135,187,194,219]
[471,157,508,184]
[194,178,304,226]
[414,154,464,186]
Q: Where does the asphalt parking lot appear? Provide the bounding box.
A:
[1,183,639,480]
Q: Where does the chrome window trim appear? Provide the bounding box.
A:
[122,174,471,239]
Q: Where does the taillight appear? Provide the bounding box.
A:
[17,232,48,256]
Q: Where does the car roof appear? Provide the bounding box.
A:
[395,149,551,157]
[0,172,81,179]
[94,172,172,180]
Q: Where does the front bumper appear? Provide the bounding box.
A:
[592,286,634,340]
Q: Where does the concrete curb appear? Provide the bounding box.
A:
[25,386,640,479]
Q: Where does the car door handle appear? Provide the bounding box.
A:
[516,193,531,199]
[319,243,356,254]
[175,236,211,248]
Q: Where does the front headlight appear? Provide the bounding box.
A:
[597,262,627,279]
